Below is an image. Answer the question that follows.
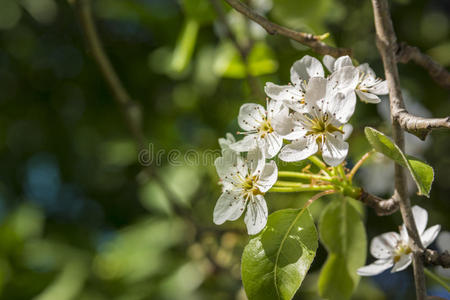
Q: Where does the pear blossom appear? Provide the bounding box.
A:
[264,55,325,112]
[357,206,441,276]
[277,73,358,166]
[219,133,237,151]
[229,100,287,158]
[213,148,277,235]
[323,55,388,104]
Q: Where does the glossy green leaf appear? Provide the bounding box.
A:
[364,127,434,197]
[318,198,367,300]
[242,208,318,300]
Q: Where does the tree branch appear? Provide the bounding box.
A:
[370,0,427,299]
[222,0,351,57]
[209,0,264,99]
[395,111,450,141]
[423,249,450,268]
[358,190,399,216]
[75,0,145,150]
[397,42,450,90]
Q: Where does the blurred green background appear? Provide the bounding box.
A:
[0,0,448,299]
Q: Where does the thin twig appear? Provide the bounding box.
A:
[348,150,375,181]
[302,190,336,209]
[371,0,427,298]
[74,0,193,218]
[222,0,351,57]
[209,0,264,98]
[76,0,145,150]
[397,42,450,90]
[358,189,399,216]
[423,249,450,268]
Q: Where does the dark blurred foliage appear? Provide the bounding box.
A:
[0,0,448,299]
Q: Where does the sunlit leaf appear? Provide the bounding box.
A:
[318,198,367,300]
[170,18,199,74]
[364,127,434,197]
[248,42,278,76]
[242,208,318,300]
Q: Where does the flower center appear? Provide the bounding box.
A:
[393,242,412,262]
[305,113,344,137]
[241,175,263,197]
[258,118,274,138]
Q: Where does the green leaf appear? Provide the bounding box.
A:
[318,198,367,300]
[364,127,434,197]
[241,208,318,300]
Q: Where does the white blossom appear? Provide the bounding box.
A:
[323,55,388,103]
[219,133,236,152]
[213,148,277,235]
[276,74,358,166]
[357,206,441,276]
[229,100,287,158]
[264,55,325,112]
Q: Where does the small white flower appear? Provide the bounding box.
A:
[229,100,287,158]
[277,75,358,166]
[213,148,277,235]
[219,133,236,152]
[323,55,388,104]
[357,205,441,276]
[264,55,325,112]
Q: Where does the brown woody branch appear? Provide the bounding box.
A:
[397,42,450,90]
[395,110,450,141]
[358,190,399,216]
[423,249,450,268]
[209,0,264,99]
[222,0,351,57]
[370,0,427,299]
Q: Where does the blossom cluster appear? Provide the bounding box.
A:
[213,55,388,235]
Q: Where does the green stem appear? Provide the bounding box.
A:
[308,155,331,176]
[348,149,375,182]
[269,185,335,193]
[337,165,346,179]
[424,268,450,292]
[277,171,332,182]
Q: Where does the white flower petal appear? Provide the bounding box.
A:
[321,133,349,166]
[357,63,376,78]
[327,66,359,95]
[342,124,353,141]
[305,76,327,104]
[258,160,278,192]
[264,133,283,158]
[215,150,238,179]
[247,147,265,175]
[325,90,357,123]
[334,56,353,70]
[244,194,268,235]
[264,83,306,112]
[219,133,236,150]
[356,89,381,104]
[238,103,265,131]
[400,224,409,244]
[278,136,318,162]
[368,80,388,95]
[357,259,393,276]
[412,205,428,236]
[213,191,246,224]
[370,232,400,259]
[421,224,441,248]
[272,111,298,139]
[322,55,336,73]
[290,55,324,85]
[229,135,257,153]
[391,254,412,273]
